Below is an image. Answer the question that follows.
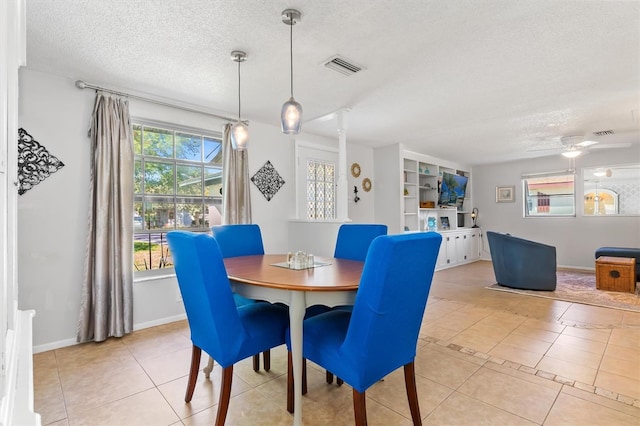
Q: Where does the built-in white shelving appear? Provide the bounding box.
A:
[373,144,473,234]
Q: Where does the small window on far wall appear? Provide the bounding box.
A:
[296,144,337,221]
[133,121,223,273]
[306,159,336,220]
[523,172,575,217]
[583,164,640,216]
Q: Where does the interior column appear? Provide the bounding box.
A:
[336,109,350,222]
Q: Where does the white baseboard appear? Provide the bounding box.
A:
[33,337,78,354]
[132,313,187,331]
[557,264,596,273]
[32,313,188,354]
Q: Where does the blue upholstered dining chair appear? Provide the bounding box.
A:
[212,224,265,258]
[334,223,388,261]
[167,231,289,426]
[288,232,442,425]
[326,223,388,385]
[211,224,269,372]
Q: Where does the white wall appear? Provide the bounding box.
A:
[287,139,376,256]
[473,147,640,269]
[18,69,370,350]
[18,70,93,351]
[346,142,375,224]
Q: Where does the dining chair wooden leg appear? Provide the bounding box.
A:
[263,350,271,371]
[352,388,368,426]
[326,371,334,384]
[404,361,422,426]
[215,365,234,426]
[252,354,260,372]
[286,351,294,413]
[302,358,308,395]
[185,345,202,402]
[286,352,308,413]
[326,371,344,385]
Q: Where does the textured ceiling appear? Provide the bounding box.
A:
[25,0,640,165]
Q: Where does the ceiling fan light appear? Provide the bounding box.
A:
[561,149,582,158]
[230,121,249,150]
[281,97,303,134]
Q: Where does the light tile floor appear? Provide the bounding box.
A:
[34,261,640,425]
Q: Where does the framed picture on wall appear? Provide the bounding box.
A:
[496,185,515,203]
[440,216,450,230]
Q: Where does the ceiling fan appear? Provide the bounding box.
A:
[527,132,633,158]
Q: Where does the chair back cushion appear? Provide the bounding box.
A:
[167,231,245,363]
[343,232,441,388]
[333,224,388,261]
[212,224,265,258]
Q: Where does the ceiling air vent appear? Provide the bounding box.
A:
[593,130,615,136]
[323,55,364,76]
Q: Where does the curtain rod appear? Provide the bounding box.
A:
[75,80,240,123]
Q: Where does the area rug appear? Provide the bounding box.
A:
[485,270,640,312]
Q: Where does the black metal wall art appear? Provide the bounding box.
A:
[17,128,65,195]
[251,160,285,201]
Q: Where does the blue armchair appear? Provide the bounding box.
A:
[287,232,442,425]
[166,231,289,425]
[487,231,557,291]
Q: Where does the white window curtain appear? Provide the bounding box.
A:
[222,123,252,224]
[77,92,134,343]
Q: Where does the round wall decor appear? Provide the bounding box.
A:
[350,163,361,178]
[362,177,372,192]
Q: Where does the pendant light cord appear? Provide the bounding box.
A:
[289,12,294,97]
[237,58,241,120]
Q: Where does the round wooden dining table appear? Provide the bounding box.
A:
[223,254,364,426]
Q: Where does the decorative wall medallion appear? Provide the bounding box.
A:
[350,162,361,178]
[362,177,372,192]
[251,160,285,201]
[17,128,65,195]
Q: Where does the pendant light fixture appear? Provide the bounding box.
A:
[230,50,249,150]
[281,9,303,134]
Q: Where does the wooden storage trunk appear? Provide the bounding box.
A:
[595,256,636,293]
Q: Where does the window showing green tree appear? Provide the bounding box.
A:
[133,122,223,272]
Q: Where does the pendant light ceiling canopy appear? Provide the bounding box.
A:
[230,50,249,150]
[281,8,303,135]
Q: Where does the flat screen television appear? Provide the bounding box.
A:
[438,171,469,209]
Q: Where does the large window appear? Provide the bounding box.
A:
[523,172,575,217]
[133,122,223,272]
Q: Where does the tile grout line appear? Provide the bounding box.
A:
[422,335,640,409]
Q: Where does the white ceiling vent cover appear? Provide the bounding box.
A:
[323,55,364,76]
